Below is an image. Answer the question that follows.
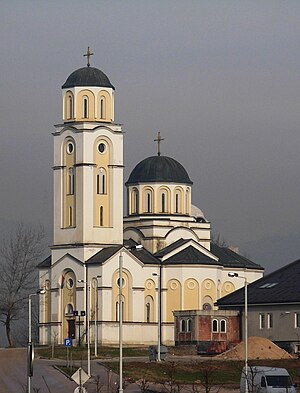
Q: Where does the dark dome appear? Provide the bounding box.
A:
[126,156,193,186]
[62,67,115,89]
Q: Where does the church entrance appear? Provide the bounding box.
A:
[67,319,76,339]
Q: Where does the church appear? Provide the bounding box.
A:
[38,51,264,346]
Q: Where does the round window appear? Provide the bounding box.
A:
[117,277,125,288]
[67,142,74,154]
[98,143,106,154]
[67,278,74,289]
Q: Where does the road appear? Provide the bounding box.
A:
[0,348,243,393]
[0,348,80,392]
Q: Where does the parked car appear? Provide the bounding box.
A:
[240,366,296,393]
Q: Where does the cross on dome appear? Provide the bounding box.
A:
[154,131,164,156]
[83,46,94,67]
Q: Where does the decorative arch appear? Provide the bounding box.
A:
[97,90,111,121]
[201,279,216,309]
[94,137,112,227]
[184,278,199,310]
[142,187,154,213]
[63,137,76,228]
[144,278,156,323]
[64,90,74,120]
[221,281,235,297]
[145,295,154,323]
[76,89,95,120]
[44,279,51,323]
[174,187,184,214]
[131,188,139,214]
[61,269,76,340]
[112,268,132,321]
[166,279,181,322]
[158,187,170,213]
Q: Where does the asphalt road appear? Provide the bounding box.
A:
[0,348,87,393]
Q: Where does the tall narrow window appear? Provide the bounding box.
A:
[161,193,166,213]
[175,193,179,213]
[68,167,74,195]
[220,319,226,333]
[132,189,139,214]
[187,319,192,332]
[97,169,106,194]
[212,319,218,333]
[146,303,150,323]
[267,313,273,329]
[69,206,73,227]
[68,96,73,119]
[145,192,152,213]
[83,96,88,118]
[259,313,265,329]
[180,319,186,332]
[100,96,105,119]
[295,313,300,328]
[100,206,103,226]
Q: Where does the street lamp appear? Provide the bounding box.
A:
[228,272,248,393]
[78,279,91,376]
[152,272,161,362]
[94,275,101,357]
[119,244,143,393]
[28,289,46,393]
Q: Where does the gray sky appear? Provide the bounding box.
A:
[0,0,300,272]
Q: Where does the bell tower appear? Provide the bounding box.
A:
[52,49,123,261]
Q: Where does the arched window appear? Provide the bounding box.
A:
[180,319,186,332]
[131,189,139,214]
[83,96,89,118]
[145,191,152,213]
[220,319,226,333]
[65,303,74,316]
[186,188,190,214]
[146,302,151,323]
[161,192,166,213]
[100,206,103,226]
[68,96,73,119]
[100,96,106,119]
[187,319,192,332]
[69,206,73,227]
[116,300,124,321]
[68,167,75,195]
[97,168,106,194]
[175,193,179,213]
[212,319,218,333]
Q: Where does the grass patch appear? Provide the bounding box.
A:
[36,345,148,360]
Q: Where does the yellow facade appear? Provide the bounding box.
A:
[63,138,76,228]
[94,138,111,227]
[183,278,199,309]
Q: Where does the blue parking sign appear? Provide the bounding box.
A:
[64,338,72,347]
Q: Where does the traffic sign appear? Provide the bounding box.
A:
[71,367,90,385]
[64,338,72,347]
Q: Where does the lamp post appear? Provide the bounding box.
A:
[152,272,161,362]
[78,279,91,376]
[94,275,101,357]
[119,244,143,393]
[228,272,248,393]
[119,251,123,393]
[28,289,46,393]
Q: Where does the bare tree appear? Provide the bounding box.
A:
[0,222,45,347]
[191,361,221,393]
